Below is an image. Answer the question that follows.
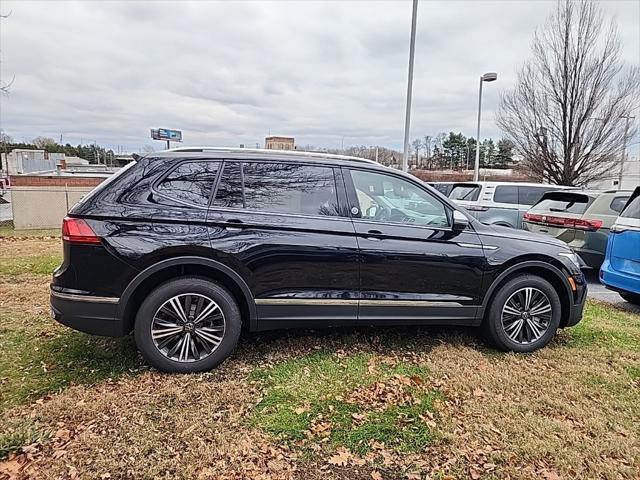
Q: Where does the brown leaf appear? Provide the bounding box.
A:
[473,387,485,398]
[371,471,383,480]
[328,447,352,466]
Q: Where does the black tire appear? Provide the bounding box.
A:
[483,274,561,353]
[620,292,640,306]
[134,276,241,373]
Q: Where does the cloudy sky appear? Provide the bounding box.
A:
[0,0,638,153]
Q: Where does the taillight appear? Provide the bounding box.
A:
[523,213,601,231]
[572,218,602,231]
[62,217,101,245]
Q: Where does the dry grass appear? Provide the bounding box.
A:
[0,236,638,480]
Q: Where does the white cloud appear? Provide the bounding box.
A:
[0,0,638,153]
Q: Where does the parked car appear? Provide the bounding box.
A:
[447,181,574,229]
[428,181,455,196]
[523,189,632,269]
[51,148,586,372]
[600,187,640,305]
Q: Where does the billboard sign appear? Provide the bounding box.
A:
[151,128,182,142]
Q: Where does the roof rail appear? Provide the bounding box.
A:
[162,146,377,164]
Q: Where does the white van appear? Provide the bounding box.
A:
[448,182,574,229]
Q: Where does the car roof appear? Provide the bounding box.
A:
[146,146,380,167]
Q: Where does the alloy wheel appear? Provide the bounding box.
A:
[151,293,226,362]
[501,287,552,345]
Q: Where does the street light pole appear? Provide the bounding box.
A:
[473,72,497,181]
[402,0,418,173]
[619,115,634,190]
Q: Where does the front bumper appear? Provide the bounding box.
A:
[50,288,126,337]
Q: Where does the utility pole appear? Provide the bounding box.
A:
[402,0,418,173]
[619,115,635,190]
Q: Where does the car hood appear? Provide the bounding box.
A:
[478,223,570,250]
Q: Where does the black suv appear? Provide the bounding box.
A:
[51,148,587,372]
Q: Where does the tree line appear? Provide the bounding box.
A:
[0,133,116,165]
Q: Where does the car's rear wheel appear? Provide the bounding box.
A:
[483,274,561,352]
[134,276,241,373]
[620,292,640,306]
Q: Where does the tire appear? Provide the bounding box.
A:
[483,274,561,353]
[134,276,241,373]
[620,292,640,306]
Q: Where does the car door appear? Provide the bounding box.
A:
[207,160,359,327]
[343,168,486,323]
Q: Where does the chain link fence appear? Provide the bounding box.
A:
[7,187,93,229]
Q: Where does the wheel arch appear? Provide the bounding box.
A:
[117,256,257,334]
[480,260,574,328]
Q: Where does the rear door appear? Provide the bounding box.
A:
[207,160,359,327]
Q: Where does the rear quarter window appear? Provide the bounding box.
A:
[155,161,220,207]
[610,196,630,214]
[518,186,551,206]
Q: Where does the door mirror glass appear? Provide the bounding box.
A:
[452,210,470,230]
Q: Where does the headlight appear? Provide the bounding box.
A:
[558,251,582,268]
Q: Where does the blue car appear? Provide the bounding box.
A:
[600,187,640,305]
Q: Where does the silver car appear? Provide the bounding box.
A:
[448,182,574,229]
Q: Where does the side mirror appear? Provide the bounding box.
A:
[452,210,470,231]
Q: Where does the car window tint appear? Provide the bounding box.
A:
[518,186,549,206]
[242,163,339,216]
[214,162,244,209]
[155,161,219,206]
[449,184,480,201]
[351,170,449,228]
[610,196,630,214]
[493,185,518,204]
[620,195,640,219]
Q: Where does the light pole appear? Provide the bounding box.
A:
[473,72,497,181]
[619,115,635,190]
[402,0,418,173]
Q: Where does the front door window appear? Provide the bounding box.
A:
[350,170,449,228]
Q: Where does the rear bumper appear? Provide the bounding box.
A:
[50,288,126,337]
[600,261,640,296]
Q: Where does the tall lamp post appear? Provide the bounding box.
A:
[401,0,418,173]
[619,115,635,190]
[473,72,497,181]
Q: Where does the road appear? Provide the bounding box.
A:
[585,269,640,314]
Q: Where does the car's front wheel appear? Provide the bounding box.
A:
[134,276,241,373]
[483,274,561,352]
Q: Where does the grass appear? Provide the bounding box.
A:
[0,226,60,238]
[0,235,638,479]
[251,351,439,455]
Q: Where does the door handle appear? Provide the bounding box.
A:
[364,229,383,239]
[367,229,382,235]
[224,218,244,231]
[225,218,244,225]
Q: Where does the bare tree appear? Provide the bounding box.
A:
[497,0,639,185]
[32,136,57,149]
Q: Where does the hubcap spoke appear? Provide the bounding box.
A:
[151,293,226,363]
[501,287,552,345]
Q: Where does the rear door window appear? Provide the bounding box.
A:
[213,161,340,217]
[449,184,481,201]
[493,185,518,204]
[155,161,219,207]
